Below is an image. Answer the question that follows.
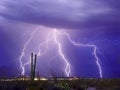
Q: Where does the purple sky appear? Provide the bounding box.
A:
[0,0,120,78]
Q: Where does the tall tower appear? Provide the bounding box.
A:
[31,53,37,81]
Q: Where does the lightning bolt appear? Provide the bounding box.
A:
[19,28,103,78]
[57,31,103,78]
[19,30,51,76]
[37,37,50,57]
[53,29,71,77]
[19,29,37,75]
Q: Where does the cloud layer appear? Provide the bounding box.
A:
[0,0,117,28]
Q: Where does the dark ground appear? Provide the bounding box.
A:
[0,78,120,90]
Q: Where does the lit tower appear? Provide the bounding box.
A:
[30,53,37,81]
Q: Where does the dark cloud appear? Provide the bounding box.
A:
[0,0,119,29]
[0,0,120,38]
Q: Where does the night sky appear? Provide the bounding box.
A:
[0,0,120,78]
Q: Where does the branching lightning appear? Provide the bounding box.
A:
[57,31,103,78]
[19,28,103,78]
[19,30,51,75]
[19,30,37,75]
[37,38,50,57]
[53,30,71,77]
